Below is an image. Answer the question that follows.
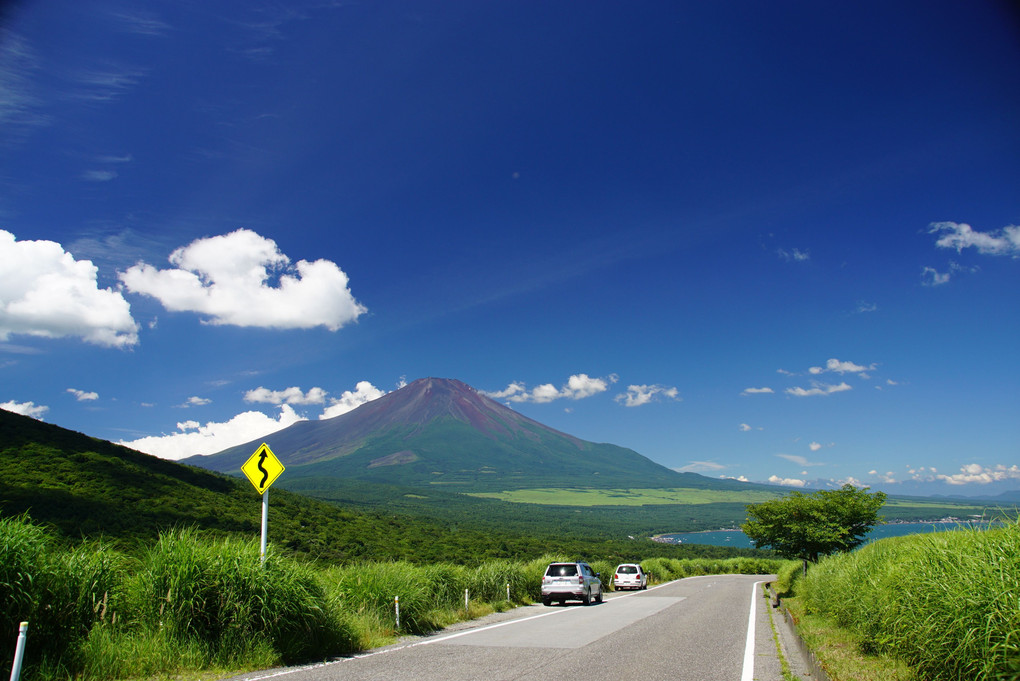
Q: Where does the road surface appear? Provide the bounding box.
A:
[228,575,796,681]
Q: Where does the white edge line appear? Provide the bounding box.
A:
[742,580,766,681]
[239,579,683,680]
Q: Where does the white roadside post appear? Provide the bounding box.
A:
[395,596,400,630]
[240,443,285,565]
[9,621,27,681]
[464,589,470,613]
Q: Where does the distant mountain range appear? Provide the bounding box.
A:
[185,377,761,494]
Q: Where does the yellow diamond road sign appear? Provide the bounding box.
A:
[241,443,285,494]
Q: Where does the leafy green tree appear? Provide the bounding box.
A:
[742,484,886,565]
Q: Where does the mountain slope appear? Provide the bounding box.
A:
[0,408,773,560]
[188,377,744,492]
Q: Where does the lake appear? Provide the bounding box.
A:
[660,521,997,549]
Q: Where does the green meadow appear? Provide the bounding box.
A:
[470,487,800,506]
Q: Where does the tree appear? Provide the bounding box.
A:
[742,484,886,565]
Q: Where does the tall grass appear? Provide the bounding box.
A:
[0,515,785,681]
[802,521,1020,681]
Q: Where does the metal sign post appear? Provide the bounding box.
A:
[241,443,285,565]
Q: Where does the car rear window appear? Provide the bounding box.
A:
[617,565,638,574]
[546,564,578,577]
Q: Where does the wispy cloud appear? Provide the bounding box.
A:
[929,221,1020,256]
[777,247,810,262]
[81,170,118,182]
[675,460,727,473]
[741,386,774,396]
[776,453,824,467]
[614,384,680,407]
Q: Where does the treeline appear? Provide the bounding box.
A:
[0,515,793,680]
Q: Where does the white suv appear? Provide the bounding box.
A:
[613,563,648,590]
[541,562,603,606]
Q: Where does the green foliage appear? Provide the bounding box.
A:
[742,484,886,562]
[133,528,353,663]
[801,521,1020,680]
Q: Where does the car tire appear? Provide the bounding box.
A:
[582,590,591,605]
[595,588,603,604]
[542,597,551,606]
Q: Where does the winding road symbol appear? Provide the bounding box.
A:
[241,443,285,494]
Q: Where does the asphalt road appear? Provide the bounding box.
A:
[228,574,787,681]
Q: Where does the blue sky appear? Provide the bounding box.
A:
[1,1,1018,496]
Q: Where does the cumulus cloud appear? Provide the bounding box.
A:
[121,405,305,460]
[767,475,806,487]
[0,230,139,347]
[614,384,679,407]
[936,463,1020,486]
[67,388,99,401]
[809,358,875,376]
[0,400,48,419]
[929,221,1020,256]
[482,373,617,404]
[741,387,774,396]
[245,386,328,405]
[120,229,366,331]
[319,381,385,419]
[785,382,852,397]
[182,396,211,407]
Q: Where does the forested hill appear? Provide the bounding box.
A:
[0,409,758,564]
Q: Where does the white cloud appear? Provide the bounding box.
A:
[614,384,680,407]
[183,396,211,407]
[929,221,1020,256]
[767,475,806,487]
[809,442,822,452]
[319,381,385,419]
[921,265,952,286]
[739,423,752,432]
[936,463,1020,486]
[121,405,305,460]
[777,248,810,262]
[0,230,139,348]
[482,373,617,404]
[67,388,99,401]
[81,170,117,182]
[855,301,878,314]
[776,453,823,467]
[120,229,366,331]
[245,386,327,406]
[1,400,48,419]
[675,461,726,473]
[808,358,875,375]
[785,381,852,397]
[741,387,774,395]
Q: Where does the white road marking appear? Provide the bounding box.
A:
[741,580,767,681]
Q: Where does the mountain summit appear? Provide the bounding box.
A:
[186,377,713,491]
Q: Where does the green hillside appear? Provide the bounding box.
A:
[0,409,760,563]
